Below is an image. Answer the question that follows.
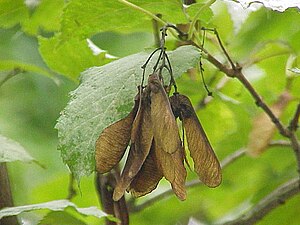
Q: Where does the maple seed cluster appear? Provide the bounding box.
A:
[95,73,222,201]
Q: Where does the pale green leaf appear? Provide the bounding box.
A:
[0,135,34,163]
[60,0,188,41]
[185,2,214,24]
[0,60,54,79]
[39,35,110,80]
[56,45,200,181]
[0,200,107,219]
[0,0,29,28]
[22,0,64,35]
[39,211,87,225]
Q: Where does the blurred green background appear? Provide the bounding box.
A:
[0,0,300,224]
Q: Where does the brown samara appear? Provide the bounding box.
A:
[95,73,222,201]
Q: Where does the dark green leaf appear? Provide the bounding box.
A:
[60,0,189,41]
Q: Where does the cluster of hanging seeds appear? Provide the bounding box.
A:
[95,25,221,201]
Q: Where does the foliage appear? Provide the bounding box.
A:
[0,0,299,225]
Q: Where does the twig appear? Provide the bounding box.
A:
[289,103,300,132]
[221,177,300,225]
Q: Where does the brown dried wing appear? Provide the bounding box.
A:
[172,94,221,188]
[128,142,163,197]
[95,102,138,174]
[113,102,153,201]
[154,141,187,200]
[247,91,292,157]
[148,74,181,153]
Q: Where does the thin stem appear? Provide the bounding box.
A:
[187,0,216,39]
[118,0,181,39]
[118,0,166,26]
[289,103,300,132]
[204,28,235,69]
[152,15,162,48]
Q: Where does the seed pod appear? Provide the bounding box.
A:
[113,100,153,201]
[148,73,181,154]
[170,94,222,188]
[128,142,163,197]
[95,101,138,174]
[154,140,187,200]
[247,91,292,157]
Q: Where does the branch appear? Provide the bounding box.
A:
[289,103,300,132]
[287,103,300,174]
[189,39,290,138]
[221,177,300,225]
[0,163,19,225]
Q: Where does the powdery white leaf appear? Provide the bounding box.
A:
[237,0,300,12]
[56,45,200,181]
[289,67,300,74]
[0,200,107,219]
[0,135,35,163]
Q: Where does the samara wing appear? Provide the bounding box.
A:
[170,94,221,188]
[113,101,153,201]
[148,74,181,154]
[95,101,138,174]
[128,142,163,197]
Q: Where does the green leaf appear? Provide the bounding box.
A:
[56,45,200,181]
[0,135,35,163]
[185,2,214,24]
[0,199,108,220]
[22,0,64,35]
[60,0,188,41]
[39,35,110,80]
[0,0,29,28]
[233,9,300,58]
[0,60,54,78]
[39,211,87,225]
